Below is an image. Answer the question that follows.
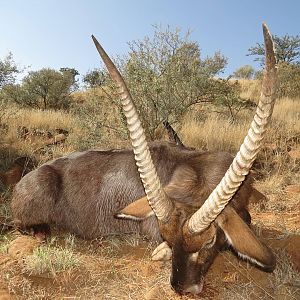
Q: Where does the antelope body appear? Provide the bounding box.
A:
[12,143,244,240]
[12,23,277,295]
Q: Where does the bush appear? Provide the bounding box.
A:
[277,62,300,98]
[95,25,230,139]
[213,79,255,121]
[71,88,128,149]
[3,68,78,110]
[0,53,20,88]
[83,69,107,88]
[233,65,255,79]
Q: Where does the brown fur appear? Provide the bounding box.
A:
[12,142,246,241]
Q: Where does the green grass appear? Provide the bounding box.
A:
[22,236,80,276]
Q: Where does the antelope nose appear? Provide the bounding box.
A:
[183,281,204,295]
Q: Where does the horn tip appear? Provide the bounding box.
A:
[91,35,105,57]
[262,22,269,31]
[91,34,97,43]
[262,23,271,41]
[262,23,277,67]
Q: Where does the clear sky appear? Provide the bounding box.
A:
[1,0,299,78]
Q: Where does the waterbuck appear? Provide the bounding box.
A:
[11,23,277,295]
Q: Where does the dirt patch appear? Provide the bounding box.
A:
[270,234,300,272]
[285,185,300,196]
[0,289,14,300]
[252,211,300,233]
[0,228,299,299]
[8,236,41,260]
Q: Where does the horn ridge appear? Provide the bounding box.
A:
[92,35,174,222]
[187,23,277,234]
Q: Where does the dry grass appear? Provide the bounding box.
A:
[272,97,300,131]
[238,79,261,102]
[272,251,300,299]
[180,97,299,153]
[181,111,250,152]
[0,188,13,234]
[0,235,11,254]
[12,108,77,132]
[254,173,286,196]
[181,97,299,181]
[0,106,85,163]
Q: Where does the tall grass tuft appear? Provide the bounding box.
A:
[22,236,80,276]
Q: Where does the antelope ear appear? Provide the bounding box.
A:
[114,196,154,221]
[216,207,276,271]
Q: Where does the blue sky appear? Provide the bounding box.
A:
[1,0,299,78]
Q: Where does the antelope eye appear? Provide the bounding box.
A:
[202,235,216,249]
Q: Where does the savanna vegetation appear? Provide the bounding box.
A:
[0,26,299,299]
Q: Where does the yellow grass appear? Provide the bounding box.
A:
[0,107,84,160]
[272,97,300,132]
[180,113,249,152]
[2,107,77,131]
[180,96,300,216]
[238,79,261,101]
[181,97,299,153]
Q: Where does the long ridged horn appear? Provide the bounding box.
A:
[188,23,277,234]
[91,35,174,222]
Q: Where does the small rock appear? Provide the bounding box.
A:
[144,287,164,300]
[263,143,277,151]
[0,289,13,300]
[285,185,300,196]
[45,133,66,146]
[223,272,239,283]
[288,149,300,160]
[8,236,41,260]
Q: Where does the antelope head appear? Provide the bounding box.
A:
[92,23,277,295]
